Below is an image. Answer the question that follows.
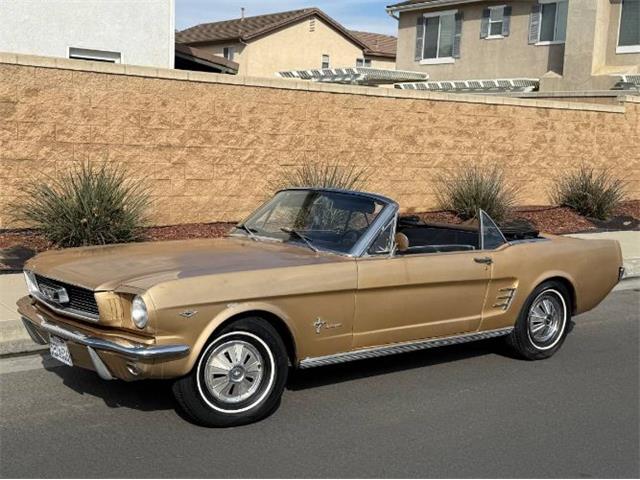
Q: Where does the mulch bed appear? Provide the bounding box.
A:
[508,206,597,235]
[0,223,237,271]
[144,222,236,242]
[1,200,638,272]
[415,200,639,235]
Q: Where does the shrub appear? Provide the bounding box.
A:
[271,161,370,191]
[551,166,625,220]
[435,165,520,222]
[11,162,151,248]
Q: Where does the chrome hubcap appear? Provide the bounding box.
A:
[528,292,563,345]
[204,340,263,404]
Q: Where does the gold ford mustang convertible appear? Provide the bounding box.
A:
[19,188,624,426]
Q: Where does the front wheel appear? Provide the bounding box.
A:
[507,281,571,360]
[173,318,289,427]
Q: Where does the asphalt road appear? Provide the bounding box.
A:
[1,289,638,478]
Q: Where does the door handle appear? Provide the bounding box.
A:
[474,256,493,265]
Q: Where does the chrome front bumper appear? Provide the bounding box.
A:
[21,315,189,381]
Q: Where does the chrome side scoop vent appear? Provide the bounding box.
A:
[494,287,517,310]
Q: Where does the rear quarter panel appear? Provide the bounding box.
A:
[481,235,622,331]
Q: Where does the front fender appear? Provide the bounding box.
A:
[186,301,299,373]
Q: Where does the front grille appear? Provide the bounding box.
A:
[34,274,100,317]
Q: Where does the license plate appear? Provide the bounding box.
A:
[49,335,73,366]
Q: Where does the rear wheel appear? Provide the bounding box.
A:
[173,318,289,427]
[507,281,571,360]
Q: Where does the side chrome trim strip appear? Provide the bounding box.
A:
[298,327,514,369]
[23,316,190,360]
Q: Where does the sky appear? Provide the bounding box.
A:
[175,0,398,35]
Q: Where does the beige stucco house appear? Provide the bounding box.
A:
[387,0,639,93]
[175,8,397,78]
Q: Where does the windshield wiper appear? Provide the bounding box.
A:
[280,227,319,253]
[236,224,258,241]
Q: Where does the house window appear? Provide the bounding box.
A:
[68,47,121,63]
[420,10,458,64]
[488,6,505,37]
[617,0,640,53]
[538,1,568,43]
[321,54,330,69]
[356,58,372,67]
[223,47,234,60]
[481,5,511,39]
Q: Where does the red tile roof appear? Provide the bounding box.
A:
[176,8,315,44]
[349,30,397,57]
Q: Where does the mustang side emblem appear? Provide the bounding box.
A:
[314,317,342,334]
[179,310,198,318]
[40,285,69,304]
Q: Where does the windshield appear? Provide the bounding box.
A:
[234,190,386,254]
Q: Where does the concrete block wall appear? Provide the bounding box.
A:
[0,53,638,227]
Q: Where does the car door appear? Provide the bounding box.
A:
[352,212,500,349]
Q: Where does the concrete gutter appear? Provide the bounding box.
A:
[1,230,638,357]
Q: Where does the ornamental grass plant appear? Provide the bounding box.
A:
[11,162,151,248]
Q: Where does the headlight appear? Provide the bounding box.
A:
[24,270,39,295]
[131,295,148,329]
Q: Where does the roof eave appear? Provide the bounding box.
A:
[387,0,483,13]
[174,44,240,73]
[364,51,396,59]
[175,52,238,74]
[176,37,244,47]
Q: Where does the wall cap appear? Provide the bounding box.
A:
[0,51,628,114]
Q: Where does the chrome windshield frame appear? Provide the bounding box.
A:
[232,188,399,258]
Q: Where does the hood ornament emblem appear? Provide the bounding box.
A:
[40,285,69,304]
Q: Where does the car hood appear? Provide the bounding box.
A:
[26,237,349,291]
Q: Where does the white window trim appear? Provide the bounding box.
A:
[486,5,506,39]
[423,8,457,18]
[616,1,640,54]
[535,0,567,45]
[535,40,566,46]
[421,9,458,63]
[617,44,640,54]
[420,57,456,65]
[67,47,122,63]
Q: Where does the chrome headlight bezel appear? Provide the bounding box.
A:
[131,295,149,329]
[24,270,39,295]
